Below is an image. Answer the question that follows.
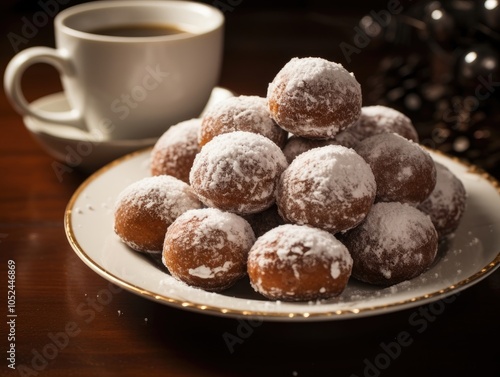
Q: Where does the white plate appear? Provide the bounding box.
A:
[64,149,500,321]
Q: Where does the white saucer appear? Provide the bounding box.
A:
[23,87,235,172]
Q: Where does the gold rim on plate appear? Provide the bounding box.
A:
[64,147,500,320]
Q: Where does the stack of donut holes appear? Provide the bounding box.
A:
[114,57,467,302]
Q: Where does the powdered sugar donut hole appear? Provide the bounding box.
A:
[341,202,438,286]
[267,57,362,139]
[163,208,256,292]
[418,162,467,238]
[355,133,436,205]
[247,224,353,301]
[150,118,201,183]
[189,131,288,215]
[348,105,419,142]
[114,175,203,253]
[276,145,376,233]
[199,95,288,148]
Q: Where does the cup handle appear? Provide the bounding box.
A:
[4,46,84,128]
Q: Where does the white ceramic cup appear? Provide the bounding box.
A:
[4,0,224,140]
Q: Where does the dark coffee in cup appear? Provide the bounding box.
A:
[90,24,189,37]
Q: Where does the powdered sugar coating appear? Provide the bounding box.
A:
[276,145,376,233]
[283,130,359,163]
[418,162,467,238]
[163,208,256,291]
[355,133,436,205]
[348,105,419,142]
[267,57,362,139]
[114,175,203,253]
[341,202,438,286]
[190,131,288,215]
[247,224,353,301]
[150,118,201,183]
[199,95,288,148]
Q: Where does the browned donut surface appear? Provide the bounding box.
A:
[341,202,438,286]
[282,130,359,164]
[355,133,436,205]
[418,162,467,238]
[199,95,288,148]
[114,175,203,253]
[348,105,419,142]
[267,57,362,139]
[163,208,256,291]
[276,144,376,233]
[150,118,201,183]
[247,224,353,301]
[243,204,286,238]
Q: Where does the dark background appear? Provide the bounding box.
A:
[2,0,499,177]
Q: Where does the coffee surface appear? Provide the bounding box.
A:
[90,24,188,37]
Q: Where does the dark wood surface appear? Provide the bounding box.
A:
[1,2,499,377]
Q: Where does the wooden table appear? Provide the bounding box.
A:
[1,2,499,377]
